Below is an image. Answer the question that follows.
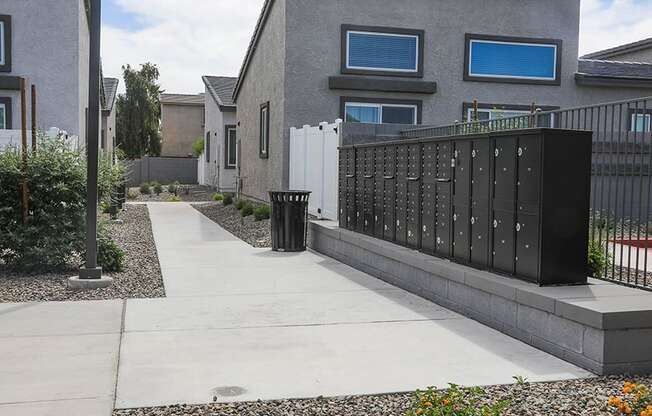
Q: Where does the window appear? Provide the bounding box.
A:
[0,97,11,129]
[205,131,210,162]
[466,107,530,122]
[225,125,237,169]
[342,98,420,125]
[0,15,11,72]
[342,25,424,77]
[630,112,652,133]
[464,34,561,85]
[462,102,559,127]
[260,102,269,158]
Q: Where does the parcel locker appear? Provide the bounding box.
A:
[453,141,471,262]
[354,148,365,233]
[395,144,409,245]
[362,147,375,235]
[406,143,422,248]
[470,139,491,267]
[435,141,452,257]
[373,146,385,238]
[420,143,437,253]
[383,145,397,241]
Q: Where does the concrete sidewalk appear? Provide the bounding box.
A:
[114,203,591,409]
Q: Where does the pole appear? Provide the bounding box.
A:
[80,0,102,279]
[31,84,37,152]
[20,78,28,224]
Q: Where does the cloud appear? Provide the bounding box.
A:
[102,0,652,94]
[102,0,265,94]
[579,0,652,56]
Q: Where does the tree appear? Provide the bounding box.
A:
[116,63,162,158]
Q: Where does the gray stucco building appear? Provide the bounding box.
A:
[200,76,238,192]
[233,0,652,202]
[159,93,205,158]
[0,0,92,141]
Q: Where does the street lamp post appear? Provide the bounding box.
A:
[69,0,112,289]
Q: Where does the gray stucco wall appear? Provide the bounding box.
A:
[235,0,287,202]
[160,103,205,157]
[202,91,237,191]
[0,0,89,138]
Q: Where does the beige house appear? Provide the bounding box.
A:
[160,93,204,157]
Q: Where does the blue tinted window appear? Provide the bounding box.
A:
[469,40,557,80]
[382,106,416,124]
[345,104,380,124]
[348,31,418,72]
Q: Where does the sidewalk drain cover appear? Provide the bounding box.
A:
[212,386,247,397]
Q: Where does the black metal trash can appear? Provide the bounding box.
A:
[269,190,311,252]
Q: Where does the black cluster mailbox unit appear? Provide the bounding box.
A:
[338,128,593,286]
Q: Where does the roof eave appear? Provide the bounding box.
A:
[575,72,652,88]
[581,38,652,60]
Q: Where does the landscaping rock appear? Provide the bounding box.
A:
[129,185,215,202]
[113,376,652,416]
[0,204,165,302]
[193,202,271,248]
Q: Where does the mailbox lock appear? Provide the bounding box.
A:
[384,224,388,231]
[396,220,400,226]
[471,217,475,225]
[516,223,521,232]
[408,230,413,238]
[451,158,456,168]
[472,150,477,158]
[518,147,524,157]
[453,214,458,221]
[493,219,498,228]
[495,148,500,157]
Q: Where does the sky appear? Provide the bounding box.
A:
[101,0,652,95]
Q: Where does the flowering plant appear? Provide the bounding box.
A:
[407,384,509,416]
[608,382,652,415]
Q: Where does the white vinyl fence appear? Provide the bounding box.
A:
[289,119,341,220]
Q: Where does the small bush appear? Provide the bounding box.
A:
[213,193,223,201]
[167,181,180,195]
[240,203,254,218]
[253,205,271,221]
[152,181,163,195]
[235,199,245,210]
[588,239,610,278]
[408,384,510,416]
[192,137,204,158]
[222,193,233,206]
[127,189,138,200]
[139,182,151,195]
[96,223,125,273]
[167,195,182,202]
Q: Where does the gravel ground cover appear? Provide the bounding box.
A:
[113,376,651,416]
[130,185,215,202]
[0,204,165,302]
[192,202,271,248]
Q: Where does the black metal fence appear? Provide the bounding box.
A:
[402,96,652,290]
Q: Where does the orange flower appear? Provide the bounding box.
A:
[441,399,450,406]
[609,396,622,407]
[624,385,634,394]
[415,409,424,415]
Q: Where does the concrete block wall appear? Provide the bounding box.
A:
[309,221,652,375]
[125,157,198,187]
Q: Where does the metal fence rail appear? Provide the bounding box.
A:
[402,96,652,290]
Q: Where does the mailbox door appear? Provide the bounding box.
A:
[515,213,540,282]
[338,148,347,228]
[492,210,516,274]
[453,206,470,262]
[470,139,491,266]
[406,143,422,248]
[373,147,385,238]
[435,141,452,257]
[517,134,541,214]
[421,143,437,253]
[354,148,365,233]
[363,147,375,235]
[345,148,357,230]
[383,145,397,241]
[493,136,517,212]
[453,141,471,262]
[395,144,409,245]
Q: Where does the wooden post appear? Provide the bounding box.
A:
[31,84,37,152]
[20,78,29,224]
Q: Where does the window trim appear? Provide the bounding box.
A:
[340,96,422,125]
[0,15,11,72]
[205,131,211,162]
[224,124,237,169]
[0,97,12,129]
[341,24,424,78]
[259,102,270,159]
[629,109,652,133]
[463,33,562,86]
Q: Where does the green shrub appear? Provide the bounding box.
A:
[139,182,151,195]
[167,181,180,195]
[240,203,254,218]
[588,239,610,278]
[253,205,271,221]
[192,137,204,158]
[98,151,125,208]
[0,135,86,271]
[96,223,125,273]
[152,181,163,195]
[234,199,245,210]
[167,195,182,202]
[408,384,510,416]
[213,193,223,201]
[222,193,233,206]
[127,189,138,200]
